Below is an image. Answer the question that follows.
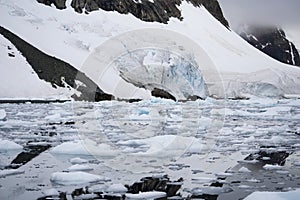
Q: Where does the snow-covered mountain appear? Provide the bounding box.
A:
[239,25,300,66]
[0,0,300,100]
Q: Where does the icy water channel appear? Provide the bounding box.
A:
[0,98,300,199]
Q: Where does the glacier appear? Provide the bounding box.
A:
[114,49,207,100]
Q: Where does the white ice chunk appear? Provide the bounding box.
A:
[192,177,216,184]
[119,135,199,157]
[88,184,108,193]
[125,191,166,199]
[0,139,23,151]
[50,172,110,186]
[45,113,61,122]
[191,186,232,195]
[51,139,119,156]
[70,157,89,164]
[0,169,24,177]
[245,189,300,200]
[238,167,251,173]
[65,164,93,172]
[73,194,98,199]
[263,164,283,170]
[215,172,233,178]
[106,183,128,193]
[42,188,59,196]
[0,109,6,120]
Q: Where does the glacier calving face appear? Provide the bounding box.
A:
[115,49,207,100]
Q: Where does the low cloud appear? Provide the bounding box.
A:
[218,0,300,29]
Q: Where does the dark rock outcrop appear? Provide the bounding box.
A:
[37,175,183,200]
[37,0,67,9]
[126,175,183,197]
[151,88,176,101]
[71,0,183,23]
[240,26,300,66]
[37,0,229,27]
[0,26,113,101]
[245,146,290,166]
[188,0,229,28]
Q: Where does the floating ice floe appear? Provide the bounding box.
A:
[191,177,216,184]
[50,139,120,156]
[45,113,61,123]
[70,157,89,164]
[263,164,284,170]
[0,169,24,177]
[191,186,233,195]
[118,135,203,157]
[106,183,128,193]
[88,184,108,193]
[215,172,233,178]
[125,191,166,199]
[293,162,300,167]
[0,139,23,151]
[50,171,110,186]
[245,189,300,200]
[239,167,251,173]
[73,194,99,199]
[65,164,93,172]
[42,188,59,197]
[0,109,6,120]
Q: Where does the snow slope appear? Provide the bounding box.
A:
[0,0,300,98]
[0,34,74,99]
[284,25,300,52]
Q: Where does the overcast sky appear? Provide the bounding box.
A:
[218,0,300,30]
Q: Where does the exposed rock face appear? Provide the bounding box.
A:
[0,26,113,101]
[151,88,177,101]
[37,0,67,9]
[126,175,183,197]
[240,26,300,66]
[188,0,229,28]
[37,0,229,27]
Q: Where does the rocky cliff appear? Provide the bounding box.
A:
[240,26,300,66]
[37,0,66,9]
[37,0,229,27]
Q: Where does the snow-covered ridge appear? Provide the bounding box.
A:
[0,34,72,99]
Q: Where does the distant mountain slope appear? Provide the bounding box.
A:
[240,26,300,66]
[0,34,71,99]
